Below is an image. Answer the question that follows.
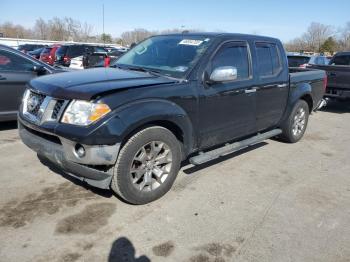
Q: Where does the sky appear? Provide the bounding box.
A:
[1,0,349,42]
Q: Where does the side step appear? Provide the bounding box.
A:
[189,129,282,165]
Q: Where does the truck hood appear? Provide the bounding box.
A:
[29,67,177,100]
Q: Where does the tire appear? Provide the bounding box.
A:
[111,126,182,204]
[280,100,309,143]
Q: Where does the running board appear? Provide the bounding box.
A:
[189,129,282,165]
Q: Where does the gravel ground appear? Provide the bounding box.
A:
[0,101,349,262]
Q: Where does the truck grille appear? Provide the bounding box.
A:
[23,89,68,124]
[26,92,46,117]
[51,100,65,120]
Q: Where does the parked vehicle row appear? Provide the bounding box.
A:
[19,43,128,69]
[18,33,326,204]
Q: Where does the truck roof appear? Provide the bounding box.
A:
[334,51,350,56]
[159,32,280,42]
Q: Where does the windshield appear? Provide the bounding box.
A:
[115,35,212,78]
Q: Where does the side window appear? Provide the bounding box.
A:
[211,42,250,80]
[256,42,282,77]
[331,55,350,66]
[0,50,34,72]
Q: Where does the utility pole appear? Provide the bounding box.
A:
[102,3,105,45]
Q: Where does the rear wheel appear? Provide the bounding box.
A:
[281,100,309,143]
[111,126,181,204]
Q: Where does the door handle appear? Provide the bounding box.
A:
[277,83,287,88]
[245,88,257,94]
[0,75,6,80]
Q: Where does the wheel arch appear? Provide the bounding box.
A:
[116,99,195,159]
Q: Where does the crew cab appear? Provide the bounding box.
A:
[18,33,326,204]
[309,51,350,100]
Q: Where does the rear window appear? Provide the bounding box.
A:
[287,56,310,67]
[256,42,282,77]
[330,55,350,66]
[67,45,86,57]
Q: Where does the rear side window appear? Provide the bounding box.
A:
[256,42,282,77]
[212,41,250,80]
[330,55,350,66]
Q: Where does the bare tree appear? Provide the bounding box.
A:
[0,21,33,38]
[302,22,334,52]
[33,18,48,40]
[338,21,350,51]
[48,17,67,41]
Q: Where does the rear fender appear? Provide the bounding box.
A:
[280,82,312,124]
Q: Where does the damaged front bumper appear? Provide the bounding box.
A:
[18,119,120,189]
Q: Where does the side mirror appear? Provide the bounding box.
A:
[32,65,47,75]
[210,66,238,83]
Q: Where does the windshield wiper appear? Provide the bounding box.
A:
[113,64,162,76]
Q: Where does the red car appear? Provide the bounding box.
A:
[40,44,61,65]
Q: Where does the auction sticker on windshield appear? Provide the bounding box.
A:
[179,39,203,46]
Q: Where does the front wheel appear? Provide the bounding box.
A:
[111,126,182,204]
[281,100,309,143]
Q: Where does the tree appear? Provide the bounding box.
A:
[338,21,350,51]
[100,33,112,43]
[302,22,333,52]
[320,37,337,54]
[33,18,48,40]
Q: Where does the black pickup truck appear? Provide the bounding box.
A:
[309,51,350,100]
[18,33,326,204]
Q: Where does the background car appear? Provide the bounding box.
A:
[287,53,329,68]
[17,44,46,54]
[55,44,108,67]
[27,47,46,59]
[40,44,61,65]
[80,49,127,69]
[0,44,63,122]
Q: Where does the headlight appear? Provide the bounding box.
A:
[61,100,111,126]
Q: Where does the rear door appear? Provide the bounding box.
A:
[198,40,256,148]
[254,42,289,131]
[0,49,37,117]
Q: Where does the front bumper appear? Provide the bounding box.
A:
[18,120,120,189]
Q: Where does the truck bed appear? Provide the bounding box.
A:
[289,67,325,83]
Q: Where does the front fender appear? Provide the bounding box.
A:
[115,99,195,156]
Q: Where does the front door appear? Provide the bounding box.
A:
[0,49,37,117]
[198,41,257,149]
